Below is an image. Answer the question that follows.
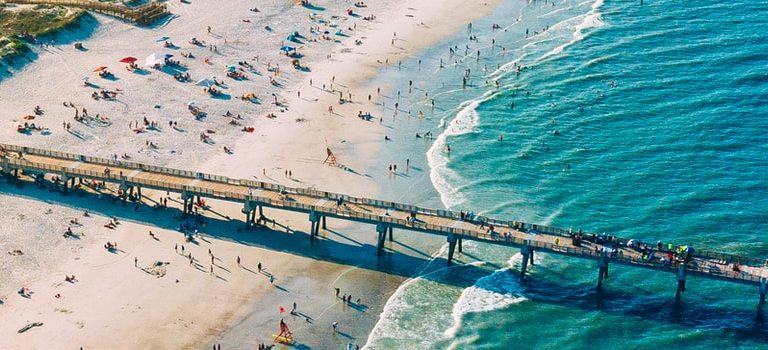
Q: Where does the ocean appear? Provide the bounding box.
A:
[363,0,768,348]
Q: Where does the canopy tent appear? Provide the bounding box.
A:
[145,53,172,66]
[195,78,215,87]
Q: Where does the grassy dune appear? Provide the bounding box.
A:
[0,4,85,58]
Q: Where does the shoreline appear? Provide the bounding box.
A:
[0,0,505,348]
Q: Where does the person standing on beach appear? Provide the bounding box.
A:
[332,321,338,334]
[134,257,138,267]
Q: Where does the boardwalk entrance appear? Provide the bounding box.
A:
[1,0,170,25]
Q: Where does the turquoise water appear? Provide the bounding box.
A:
[365,0,768,348]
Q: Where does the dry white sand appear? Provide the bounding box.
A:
[0,0,502,348]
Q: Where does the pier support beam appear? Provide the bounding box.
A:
[322,215,327,230]
[309,211,320,243]
[675,264,687,302]
[520,245,531,280]
[376,222,387,256]
[597,256,608,292]
[61,175,69,195]
[759,278,767,314]
[530,249,535,266]
[181,192,190,214]
[447,234,457,266]
[388,226,394,241]
[458,238,463,253]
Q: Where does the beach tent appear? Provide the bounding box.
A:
[195,78,215,87]
[145,53,171,66]
[119,56,138,63]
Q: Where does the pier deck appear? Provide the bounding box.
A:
[1,143,766,300]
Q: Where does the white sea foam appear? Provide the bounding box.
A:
[362,244,483,350]
[541,0,605,60]
[443,254,530,339]
[426,89,497,209]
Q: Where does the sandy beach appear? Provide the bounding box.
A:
[0,0,502,348]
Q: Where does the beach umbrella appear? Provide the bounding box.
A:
[93,66,108,72]
[187,101,198,107]
[226,65,237,72]
[119,56,137,63]
[279,46,295,52]
[195,78,215,87]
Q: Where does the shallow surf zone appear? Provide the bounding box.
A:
[443,254,529,340]
[426,90,498,209]
[364,0,603,348]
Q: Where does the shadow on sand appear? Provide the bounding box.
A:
[1,177,767,339]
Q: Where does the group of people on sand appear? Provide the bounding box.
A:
[174,72,191,82]
[91,90,117,100]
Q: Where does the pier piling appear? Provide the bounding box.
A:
[675,264,687,302]
[376,223,387,256]
[597,255,608,291]
[309,211,320,243]
[520,245,531,280]
[447,234,457,266]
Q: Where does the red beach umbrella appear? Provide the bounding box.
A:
[119,56,138,64]
[93,66,108,72]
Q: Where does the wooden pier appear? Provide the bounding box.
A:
[1,0,169,25]
[1,143,766,306]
